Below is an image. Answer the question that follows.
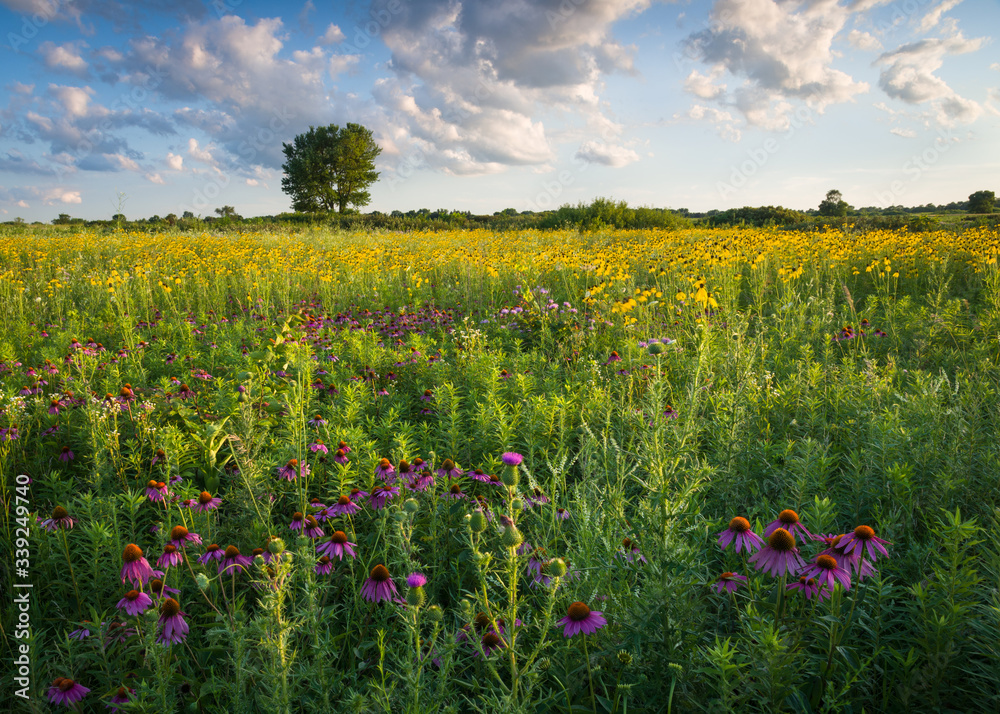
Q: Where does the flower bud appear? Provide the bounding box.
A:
[406,587,426,608]
[469,510,487,533]
[501,468,519,487]
[426,605,443,622]
[549,558,568,578]
[501,525,523,549]
[253,554,266,567]
[511,498,524,511]
[268,538,286,555]
[195,573,209,590]
[403,498,419,513]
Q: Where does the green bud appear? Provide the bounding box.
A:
[253,554,266,567]
[511,498,524,511]
[406,587,426,608]
[459,599,472,618]
[536,657,551,672]
[501,468,519,488]
[268,538,286,555]
[618,650,634,667]
[549,558,568,578]
[469,510,488,533]
[296,536,309,547]
[648,342,664,355]
[282,552,293,564]
[403,498,419,513]
[194,573,209,590]
[501,525,523,549]
[426,605,443,622]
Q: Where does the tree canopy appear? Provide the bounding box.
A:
[969,190,995,214]
[281,123,382,213]
[818,189,851,217]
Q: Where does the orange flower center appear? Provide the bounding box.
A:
[816,555,838,570]
[170,526,189,540]
[567,601,591,621]
[224,545,240,558]
[767,528,796,552]
[122,544,143,563]
[337,495,350,505]
[52,506,68,519]
[125,590,140,601]
[728,516,751,532]
[778,509,799,525]
[853,525,875,541]
[331,531,348,544]
[198,491,214,504]
[160,598,180,618]
[370,564,390,582]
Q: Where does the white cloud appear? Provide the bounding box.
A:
[889,127,917,137]
[679,104,742,141]
[246,178,259,186]
[918,0,964,33]
[318,23,345,45]
[146,172,165,184]
[166,152,184,171]
[684,66,726,100]
[329,54,360,78]
[39,41,89,75]
[575,141,640,167]
[9,82,34,95]
[58,191,81,204]
[48,84,95,118]
[848,30,882,52]
[187,138,216,165]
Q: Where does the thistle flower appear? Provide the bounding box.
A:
[117,589,153,616]
[501,452,523,467]
[156,598,189,645]
[558,601,607,637]
[762,509,815,542]
[46,678,90,708]
[361,564,398,603]
[316,530,357,560]
[712,572,747,594]
[192,491,221,512]
[747,528,805,577]
[717,516,765,553]
[120,544,155,585]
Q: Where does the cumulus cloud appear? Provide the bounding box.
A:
[681,0,874,132]
[575,141,640,167]
[917,0,964,33]
[372,0,650,175]
[848,30,882,52]
[39,41,89,75]
[318,23,345,45]
[876,25,985,125]
[889,127,917,137]
[146,172,165,184]
[166,152,183,170]
[676,104,742,141]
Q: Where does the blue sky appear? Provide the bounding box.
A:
[0,0,997,221]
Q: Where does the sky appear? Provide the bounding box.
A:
[0,0,997,222]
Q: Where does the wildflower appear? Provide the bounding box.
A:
[762,509,815,542]
[397,460,416,481]
[309,441,329,454]
[479,631,506,656]
[315,556,334,575]
[317,530,357,560]
[47,678,90,708]
[406,468,435,491]
[619,538,647,564]
[333,448,350,464]
[558,601,607,637]
[437,458,463,479]
[120,544,155,585]
[289,511,305,531]
[337,440,351,454]
[219,545,252,575]
[69,623,91,639]
[367,484,399,510]
[151,448,166,466]
[145,480,169,502]
[374,457,396,483]
[157,544,184,568]
[800,554,852,591]
[193,491,221,512]
[361,564,398,603]
[277,458,309,481]
[156,598,189,645]
[787,576,827,601]
[148,578,180,600]
[606,351,622,363]
[421,389,434,401]
[302,515,324,539]
[198,544,225,565]
[444,482,466,499]
[117,589,153,616]
[747,528,805,578]
[712,572,747,594]
[307,414,327,427]
[407,572,427,607]
[42,505,76,531]
[330,493,362,516]
[169,525,202,548]
[717,516,765,553]
[108,686,135,713]
[556,507,570,520]
[469,468,492,483]
[501,452,523,467]
[837,525,891,564]
[59,446,75,462]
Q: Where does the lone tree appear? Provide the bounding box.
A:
[968,190,995,214]
[818,189,851,217]
[281,123,381,213]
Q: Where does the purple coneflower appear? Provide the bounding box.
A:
[787,575,827,601]
[397,459,416,482]
[317,530,357,560]
[156,598,189,645]
[42,505,76,531]
[437,458,463,479]
[501,452,523,467]
[713,572,748,594]
[374,457,396,483]
[333,448,350,465]
[148,578,180,600]
[117,589,153,616]
[307,414,327,427]
[619,538,647,564]
[157,544,184,568]
[108,686,135,713]
[443,482,466,499]
[59,446,75,462]
[762,509,815,542]
[277,458,308,481]
[219,545,252,574]
[420,389,434,401]
[748,528,805,577]
[289,511,305,531]
[315,556,334,575]
[717,516,765,553]
[302,515,324,539]
[151,448,166,466]
[407,469,435,491]
[47,678,90,708]
[479,631,506,656]
[193,491,221,512]
[837,525,891,564]
[469,468,492,484]
[330,492,362,516]
[361,564,398,603]
[198,543,225,565]
[558,601,607,637]
[145,479,169,502]
[120,544,155,585]
[169,525,202,548]
[310,441,328,454]
[800,554,852,591]
[555,507,570,520]
[367,484,399,510]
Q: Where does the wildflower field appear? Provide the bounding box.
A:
[2,224,1000,713]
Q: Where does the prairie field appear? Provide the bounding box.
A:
[2,224,1000,713]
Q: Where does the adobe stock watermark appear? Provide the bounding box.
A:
[716,105,816,201]
[872,126,957,208]
[178,106,295,216]
[12,473,33,700]
[7,0,70,53]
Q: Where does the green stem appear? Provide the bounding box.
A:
[584,634,596,714]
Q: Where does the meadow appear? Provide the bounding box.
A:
[1,224,999,713]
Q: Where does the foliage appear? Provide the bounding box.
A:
[281,123,381,213]
[818,189,851,217]
[968,190,996,214]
